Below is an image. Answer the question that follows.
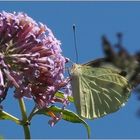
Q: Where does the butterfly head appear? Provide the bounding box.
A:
[70,64,82,76]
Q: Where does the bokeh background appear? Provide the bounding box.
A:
[0,1,140,139]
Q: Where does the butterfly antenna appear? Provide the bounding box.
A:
[73,24,79,63]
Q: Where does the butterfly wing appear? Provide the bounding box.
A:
[71,64,131,119]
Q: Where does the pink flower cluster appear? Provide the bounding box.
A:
[0,11,69,108]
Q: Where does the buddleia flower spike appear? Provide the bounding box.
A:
[0,11,70,110]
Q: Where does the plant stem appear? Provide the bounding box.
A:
[18,98,30,139]
[28,106,37,122]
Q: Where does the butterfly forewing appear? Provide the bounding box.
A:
[70,64,131,119]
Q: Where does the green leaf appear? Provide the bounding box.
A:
[33,106,90,138]
[0,110,21,125]
[70,64,131,119]
[55,91,74,102]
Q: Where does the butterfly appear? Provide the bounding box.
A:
[70,62,131,119]
[70,35,133,119]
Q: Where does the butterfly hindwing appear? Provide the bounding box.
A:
[70,64,131,119]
